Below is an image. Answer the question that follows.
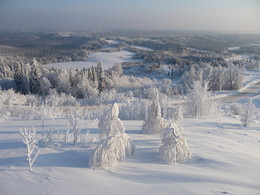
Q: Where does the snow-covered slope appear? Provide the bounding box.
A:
[0,109,259,195]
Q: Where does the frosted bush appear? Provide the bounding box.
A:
[89,133,134,169]
[159,123,191,164]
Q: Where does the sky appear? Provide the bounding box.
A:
[0,0,260,32]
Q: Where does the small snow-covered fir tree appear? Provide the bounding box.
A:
[142,94,166,134]
[90,103,134,169]
[159,123,191,165]
[98,103,125,140]
[19,127,39,171]
[241,99,257,127]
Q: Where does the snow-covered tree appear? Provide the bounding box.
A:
[98,103,125,140]
[97,61,106,95]
[241,99,257,127]
[89,133,134,169]
[19,127,39,171]
[90,103,135,169]
[30,59,43,94]
[187,80,215,118]
[142,94,166,134]
[159,123,191,164]
[68,109,84,145]
[226,63,243,90]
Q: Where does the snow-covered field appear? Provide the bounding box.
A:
[0,111,259,195]
[44,50,141,70]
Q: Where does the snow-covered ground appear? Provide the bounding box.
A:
[0,109,259,195]
[44,50,141,70]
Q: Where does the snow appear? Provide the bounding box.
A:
[1,64,260,194]
[1,102,260,195]
[44,50,141,70]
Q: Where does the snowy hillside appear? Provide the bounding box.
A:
[0,110,259,195]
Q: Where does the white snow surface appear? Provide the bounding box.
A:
[1,107,260,195]
[44,50,141,70]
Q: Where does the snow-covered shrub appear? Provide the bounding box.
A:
[98,103,125,140]
[229,103,243,115]
[241,99,257,127]
[19,127,39,171]
[89,133,134,169]
[159,123,191,164]
[142,96,166,134]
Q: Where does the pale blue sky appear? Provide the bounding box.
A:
[0,0,259,32]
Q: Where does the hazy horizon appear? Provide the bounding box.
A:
[1,0,260,33]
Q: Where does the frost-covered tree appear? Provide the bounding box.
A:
[89,133,134,169]
[30,59,43,94]
[226,63,243,90]
[97,61,106,95]
[98,103,125,140]
[68,110,84,145]
[241,99,257,127]
[187,81,215,118]
[159,123,191,164]
[142,94,166,134]
[90,103,135,169]
[19,127,39,171]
